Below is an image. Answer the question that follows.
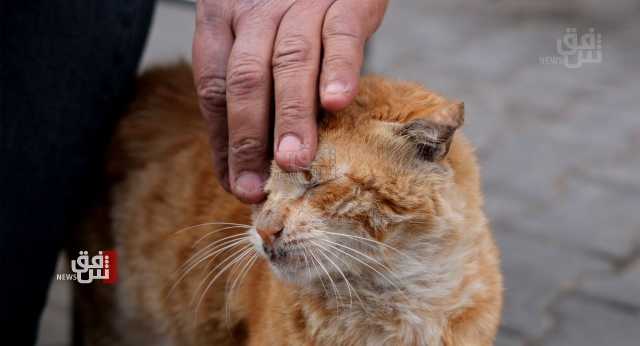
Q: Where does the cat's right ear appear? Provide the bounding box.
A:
[397,102,464,162]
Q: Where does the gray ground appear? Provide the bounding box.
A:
[37,0,640,345]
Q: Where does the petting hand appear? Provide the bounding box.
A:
[193,0,388,203]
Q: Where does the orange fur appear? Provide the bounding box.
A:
[73,63,502,346]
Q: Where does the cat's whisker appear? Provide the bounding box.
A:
[191,225,251,249]
[191,226,249,251]
[301,247,314,283]
[318,231,412,260]
[319,239,408,300]
[309,248,335,306]
[167,237,250,299]
[407,221,430,224]
[224,253,257,327]
[190,243,252,303]
[179,235,250,278]
[224,252,256,302]
[198,236,252,272]
[170,221,252,236]
[311,241,369,314]
[184,238,252,292]
[193,245,255,318]
[223,251,250,301]
[190,232,249,261]
[230,254,257,301]
[308,247,342,311]
[320,238,396,274]
[196,247,255,311]
[312,242,356,309]
[328,247,369,314]
[303,246,330,299]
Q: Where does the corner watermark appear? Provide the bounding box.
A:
[539,27,602,68]
[56,250,118,284]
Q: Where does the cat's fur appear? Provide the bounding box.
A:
[72,64,502,346]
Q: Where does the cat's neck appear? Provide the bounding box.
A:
[285,249,470,345]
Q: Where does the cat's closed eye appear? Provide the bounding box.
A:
[303,179,333,197]
[306,181,322,189]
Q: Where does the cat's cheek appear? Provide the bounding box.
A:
[248,228,266,257]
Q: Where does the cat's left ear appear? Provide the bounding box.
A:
[397,101,464,161]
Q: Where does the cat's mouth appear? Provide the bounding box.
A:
[257,236,319,282]
[264,241,307,265]
[251,228,346,284]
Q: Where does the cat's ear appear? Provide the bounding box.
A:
[397,101,464,161]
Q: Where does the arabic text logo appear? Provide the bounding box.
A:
[56,250,118,284]
[540,27,602,68]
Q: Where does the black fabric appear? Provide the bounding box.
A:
[0,0,156,343]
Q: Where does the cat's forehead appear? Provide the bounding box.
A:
[266,76,458,193]
[319,76,450,129]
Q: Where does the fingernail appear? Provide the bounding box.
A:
[278,134,302,153]
[235,172,264,195]
[277,134,310,169]
[325,81,348,95]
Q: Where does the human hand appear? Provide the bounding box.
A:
[193,0,388,203]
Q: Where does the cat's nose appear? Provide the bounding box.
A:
[257,227,284,247]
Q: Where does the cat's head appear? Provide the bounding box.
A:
[250,76,476,286]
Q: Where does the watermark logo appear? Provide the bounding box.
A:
[56,250,118,284]
[539,28,602,68]
[271,145,338,178]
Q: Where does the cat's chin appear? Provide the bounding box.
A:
[268,258,318,286]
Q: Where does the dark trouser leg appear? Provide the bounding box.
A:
[0,0,156,343]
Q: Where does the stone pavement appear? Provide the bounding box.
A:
[37,0,640,345]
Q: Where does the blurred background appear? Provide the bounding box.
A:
[38,0,640,345]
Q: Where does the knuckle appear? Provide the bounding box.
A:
[323,16,362,42]
[227,56,267,97]
[196,75,227,113]
[323,53,357,70]
[195,0,227,27]
[278,99,309,122]
[272,35,313,73]
[230,137,266,163]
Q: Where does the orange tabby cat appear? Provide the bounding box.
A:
[72,63,502,346]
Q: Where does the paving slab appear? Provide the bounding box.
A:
[494,230,609,339]
[580,258,640,310]
[543,295,640,346]
[495,331,526,346]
